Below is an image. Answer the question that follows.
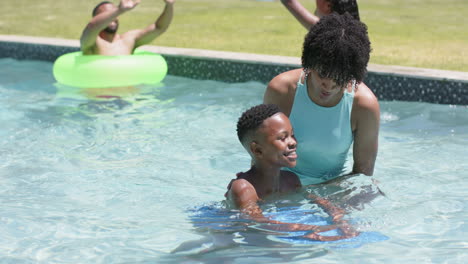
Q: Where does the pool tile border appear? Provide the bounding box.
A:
[1,35,467,105]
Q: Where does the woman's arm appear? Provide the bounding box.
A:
[351,85,380,176]
[305,194,360,240]
[263,69,301,117]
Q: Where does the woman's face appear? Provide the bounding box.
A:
[307,69,347,107]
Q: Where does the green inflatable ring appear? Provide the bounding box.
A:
[53,50,168,88]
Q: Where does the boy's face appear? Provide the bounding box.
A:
[255,113,297,168]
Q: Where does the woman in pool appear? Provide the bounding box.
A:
[264,13,379,185]
[281,0,360,30]
[226,104,359,241]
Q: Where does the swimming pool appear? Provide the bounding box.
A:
[1,58,467,263]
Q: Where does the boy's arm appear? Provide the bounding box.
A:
[280,0,319,30]
[80,0,139,54]
[133,0,175,48]
[228,179,336,234]
[228,179,263,216]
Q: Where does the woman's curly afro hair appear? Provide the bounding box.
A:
[302,12,371,87]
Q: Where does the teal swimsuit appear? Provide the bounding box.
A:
[285,72,355,185]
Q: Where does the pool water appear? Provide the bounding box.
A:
[1,58,467,263]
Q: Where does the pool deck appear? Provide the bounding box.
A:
[1,35,467,105]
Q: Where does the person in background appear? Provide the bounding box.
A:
[281,0,360,30]
[80,0,175,55]
[226,104,359,241]
[264,13,379,185]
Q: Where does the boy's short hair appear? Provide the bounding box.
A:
[301,12,371,87]
[237,104,281,144]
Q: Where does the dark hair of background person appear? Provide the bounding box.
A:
[330,0,360,21]
[92,1,113,16]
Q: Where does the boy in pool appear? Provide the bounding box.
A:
[225,104,358,241]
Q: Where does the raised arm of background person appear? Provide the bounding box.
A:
[281,0,319,30]
[131,0,175,48]
[351,84,380,176]
[80,0,140,54]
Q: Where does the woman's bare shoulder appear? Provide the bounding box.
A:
[354,82,379,111]
[265,69,303,115]
[267,68,303,94]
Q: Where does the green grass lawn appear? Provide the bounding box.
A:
[1,0,467,71]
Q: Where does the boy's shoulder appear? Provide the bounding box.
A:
[266,69,302,95]
[225,171,251,197]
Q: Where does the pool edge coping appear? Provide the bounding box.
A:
[2,34,468,82]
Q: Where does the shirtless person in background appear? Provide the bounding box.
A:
[80,0,175,55]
